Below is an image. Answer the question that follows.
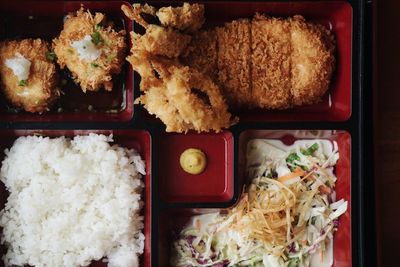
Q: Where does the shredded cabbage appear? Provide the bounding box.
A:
[172,140,348,267]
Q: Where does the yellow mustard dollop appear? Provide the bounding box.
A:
[179,148,207,175]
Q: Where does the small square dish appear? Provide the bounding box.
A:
[0,1,134,122]
[158,131,234,204]
[0,129,152,267]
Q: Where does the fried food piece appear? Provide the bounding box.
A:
[216,19,252,108]
[53,8,126,92]
[251,14,292,109]
[290,15,335,106]
[121,3,157,29]
[122,4,191,58]
[133,25,191,58]
[156,3,205,33]
[181,29,218,81]
[152,60,236,132]
[0,39,60,113]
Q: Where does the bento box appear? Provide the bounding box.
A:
[0,0,375,267]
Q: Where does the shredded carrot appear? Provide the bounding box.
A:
[277,167,305,183]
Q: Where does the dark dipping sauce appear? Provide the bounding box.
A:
[0,14,127,114]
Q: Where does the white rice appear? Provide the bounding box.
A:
[0,134,146,267]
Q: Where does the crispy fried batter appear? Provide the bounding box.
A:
[216,19,252,108]
[53,8,126,92]
[133,25,191,58]
[156,3,205,33]
[251,14,292,109]
[121,4,157,29]
[290,15,335,106]
[181,29,218,81]
[151,60,236,132]
[124,2,235,133]
[0,39,60,113]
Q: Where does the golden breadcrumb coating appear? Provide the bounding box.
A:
[182,14,335,109]
[156,3,205,33]
[251,14,292,109]
[181,29,218,81]
[216,19,252,108]
[53,8,126,92]
[290,15,336,106]
[0,39,60,113]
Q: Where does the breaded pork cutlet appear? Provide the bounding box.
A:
[290,15,335,106]
[216,19,252,107]
[53,8,126,92]
[181,29,218,81]
[0,39,60,113]
[181,13,335,109]
[251,14,292,109]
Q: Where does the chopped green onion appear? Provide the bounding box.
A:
[90,63,99,68]
[91,30,104,45]
[18,80,28,86]
[302,143,319,156]
[286,153,300,165]
[95,24,103,31]
[46,51,57,61]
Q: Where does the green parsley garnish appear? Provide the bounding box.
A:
[18,80,28,86]
[46,51,57,61]
[91,30,104,45]
[90,63,99,68]
[95,24,103,31]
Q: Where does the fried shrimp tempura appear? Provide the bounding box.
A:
[53,8,126,92]
[133,25,191,58]
[156,3,205,33]
[0,39,60,113]
[123,2,236,133]
[181,29,218,80]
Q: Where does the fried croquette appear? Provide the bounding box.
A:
[290,15,336,106]
[0,39,60,113]
[53,8,126,92]
[251,14,292,109]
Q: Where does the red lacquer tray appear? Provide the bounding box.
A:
[0,0,376,266]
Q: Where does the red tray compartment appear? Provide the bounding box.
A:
[0,129,151,267]
[139,1,352,124]
[158,130,351,267]
[158,131,234,203]
[0,1,134,122]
